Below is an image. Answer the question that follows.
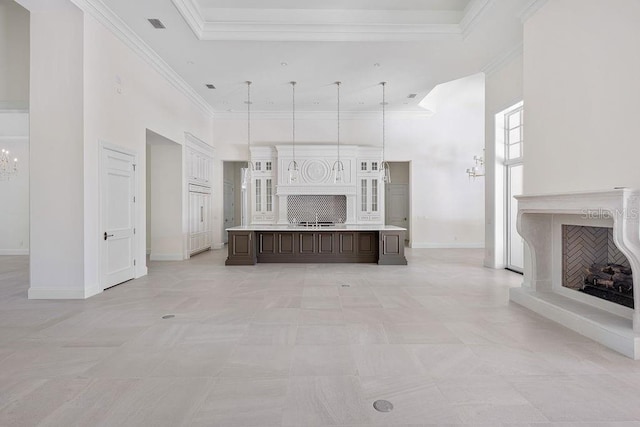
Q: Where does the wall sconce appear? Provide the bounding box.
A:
[465,151,485,179]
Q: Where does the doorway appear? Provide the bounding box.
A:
[222,161,245,243]
[385,161,410,245]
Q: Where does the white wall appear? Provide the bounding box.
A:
[81,11,214,291]
[148,132,183,261]
[484,52,523,268]
[28,2,86,297]
[0,112,29,254]
[25,0,214,298]
[523,0,640,194]
[214,73,485,248]
[0,0,29,109]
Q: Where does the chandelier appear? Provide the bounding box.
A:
[0,149,18,180]
[465,151,485,179]
[331,81,344,183]
[288,81,299,183]
[380,82,391,183]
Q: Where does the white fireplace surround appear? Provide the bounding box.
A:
[510,189,640,358]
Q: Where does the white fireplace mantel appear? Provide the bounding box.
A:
[511,189,640,359]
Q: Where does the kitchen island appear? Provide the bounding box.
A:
[225,225,407,266]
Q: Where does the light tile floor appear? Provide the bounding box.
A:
[1,249,640,426]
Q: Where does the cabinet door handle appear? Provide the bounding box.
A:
[200,206,203,222]
[104,232,114,241]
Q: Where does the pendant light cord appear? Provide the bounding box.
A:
[336,81,341,165]
[292,81,296,162]
[382,81,386,163]
[246,81,252,167]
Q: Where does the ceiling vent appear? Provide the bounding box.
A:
[148,19,166,29]
[407,93,417,99]
[205,84,216,89]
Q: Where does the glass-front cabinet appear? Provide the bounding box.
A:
[252,176,275,223]
[250,147,277,224]
[357,177,382,223]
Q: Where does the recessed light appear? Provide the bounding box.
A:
[313,101,320,105]
[373,63,381,67]
[187,60,194,65]
[222,100,229,105]
[281,62,288,66]
[358,101,365,105]
[148,18,166,29]
[205,84,216,89]
[266,101,274,105]
[407,93,417,99]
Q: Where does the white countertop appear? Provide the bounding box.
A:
[226,224,407,232]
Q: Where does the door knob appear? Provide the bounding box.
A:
[104,232,114,241]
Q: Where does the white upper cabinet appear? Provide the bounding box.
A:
[250,147,277,224]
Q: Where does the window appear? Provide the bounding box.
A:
[266,161,272,171]
[371,162,378,171]
[503,101,524,272]
[505,106,523,161]
[255,161,262,171]
[361,162,367,171]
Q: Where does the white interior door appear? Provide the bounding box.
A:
[386,184,409,233]
[101,147,136,289]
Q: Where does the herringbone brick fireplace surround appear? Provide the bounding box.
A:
[562,225,631,290]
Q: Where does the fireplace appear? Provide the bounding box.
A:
[562,225,634,308]
[509,189,640,359]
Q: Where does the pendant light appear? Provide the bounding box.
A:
[332,81,344,183]
[380,81,391,183]
[288,81,299,184]
[241,80,254,189]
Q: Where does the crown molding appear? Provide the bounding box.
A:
[481,41,523,76]
[70,0,215,118]
[214,110,433,121]
[185,131,214,152]
[173,0,493,42]
[171,0,205,39]
[459,0,492,38]
[518,0,548,23]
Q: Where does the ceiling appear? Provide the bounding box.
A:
[99,0,531,114]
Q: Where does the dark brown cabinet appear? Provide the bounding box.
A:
[379,230,408,265]
[226,229,406,265]
[225,230,256,265]
[256,230,378,263]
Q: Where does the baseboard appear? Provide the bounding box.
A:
[0,249,29,255]
[410,242,485,249]
[135,265,148,278]
[149,253,184,261]
[28,286,103,300]
[484,260,507,269]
